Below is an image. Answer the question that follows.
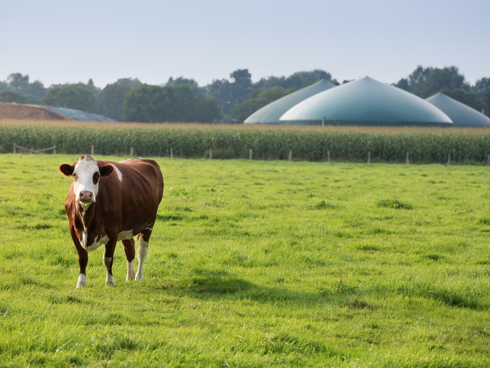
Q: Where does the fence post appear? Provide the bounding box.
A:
[447,153,451,165]
[209,148,213,159]
[327,150,330,162]
[13,142,16,154]
[249,149,253,160]
[130,147,134,157]
[54,146,57,155]
[288,150,292,162]
[406,152,409,164]
[487,154,490,166]
[170,147,173,159]
[91,145,95,155]
[367,151,371,164]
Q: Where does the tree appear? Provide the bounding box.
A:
[252,75,286,91]
[207,79,232,116]
[206,69,253,119]
[471,77,490,117]
[0,80,9,93]
[395,66,468,98]
[122,84,222,123]
[123,85,167,122]
[198,97,222,123]
[229,69,252,106]
[255,86,293,102]
[97,83,131,121]
[166,77,207,99]
[228,98,268,123]
[40,85,97,113]
[253,70,332,91]
[284,70,332,90]
[4,73,47,102]
[116,78,142,89]
[171,85,222,123]
[7,73,29,92]
[0,90,26,103]
[480,89,490,116]
[423,67,468,97]
[394,78,410,92]
[473,77,490,95]
[24,80,47,101]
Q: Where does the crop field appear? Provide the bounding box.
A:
[0,154,490,367]
[3,120,490,164]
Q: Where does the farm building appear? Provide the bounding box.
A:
[243,79,335,124]
[278,77,452,126]
[426,93,490,127]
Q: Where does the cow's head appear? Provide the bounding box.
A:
[59,155,113,210]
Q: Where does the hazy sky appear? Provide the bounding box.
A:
[2,0,489,88]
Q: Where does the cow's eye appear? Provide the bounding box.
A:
[93,172,100,185]
[73,173,78,180]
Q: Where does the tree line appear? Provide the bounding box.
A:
[0,66,489,123]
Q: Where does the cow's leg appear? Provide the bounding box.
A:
[122,239,135,281]
[135,230,151,280]
[71,226,88,288]
[77,250,88,288]
[103,238,117,286]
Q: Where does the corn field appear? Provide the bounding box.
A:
[2,120,490,164]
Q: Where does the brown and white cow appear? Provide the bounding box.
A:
[59,155,164,288]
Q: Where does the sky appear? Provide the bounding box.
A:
[2,0,489,89]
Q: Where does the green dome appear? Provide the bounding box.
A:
[280,76,452,126]
[244,80,335,124]
[426,93,490,127]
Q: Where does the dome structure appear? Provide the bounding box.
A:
[244,79,335,124]
[279,76,452,126]
[426,93,490,127]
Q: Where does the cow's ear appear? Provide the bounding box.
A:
[59,164,74,177]
[99,164,114,177]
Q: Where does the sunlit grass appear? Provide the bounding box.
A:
[0,154,489,366]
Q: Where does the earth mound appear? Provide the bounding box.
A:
[0,102,69,120]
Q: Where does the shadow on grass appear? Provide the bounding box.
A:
[187,275,301,303]
[154,269,376,310]
[153,270,488,311]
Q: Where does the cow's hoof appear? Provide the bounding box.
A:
[106,275,116,286]
[76,274,87,288]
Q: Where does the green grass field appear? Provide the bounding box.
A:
[0,154,489,367]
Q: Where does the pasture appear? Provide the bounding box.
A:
[0,154,489,367]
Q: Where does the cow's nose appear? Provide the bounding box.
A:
[79,190,94,202]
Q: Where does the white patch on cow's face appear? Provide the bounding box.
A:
[72,156,101,209]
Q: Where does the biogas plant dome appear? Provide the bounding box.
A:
[279,76,452,127]
[426,93,490,127]
[244,79,335,124]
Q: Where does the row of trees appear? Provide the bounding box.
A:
[0,75,223,122]
[1,67,489,123]
[0,70,332,123]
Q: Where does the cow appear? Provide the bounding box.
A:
[59,155,164,288]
